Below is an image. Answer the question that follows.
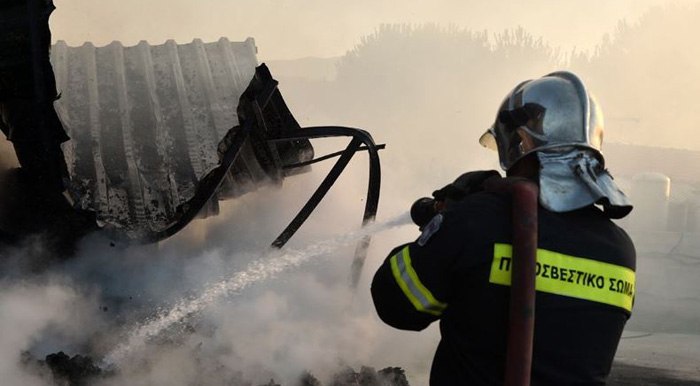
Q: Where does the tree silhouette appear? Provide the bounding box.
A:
[328,24,559,165]
[572,4,700,149]
[293,23,561,192]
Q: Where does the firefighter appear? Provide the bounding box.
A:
[371,71,636,385]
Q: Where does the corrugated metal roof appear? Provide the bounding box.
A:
[50,38,268,235]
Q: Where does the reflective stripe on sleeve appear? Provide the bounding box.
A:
[390,246,448,316]
[490,243,635,312]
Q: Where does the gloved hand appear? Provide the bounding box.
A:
[432,170,501,201]
[411,170,501,229]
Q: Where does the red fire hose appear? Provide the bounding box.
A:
[488,178,539,386]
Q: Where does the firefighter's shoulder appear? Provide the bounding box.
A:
[416,191,510,247]
[447,190,511,220]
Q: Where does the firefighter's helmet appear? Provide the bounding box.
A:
[479,71,604,170]
[479,71,632,218]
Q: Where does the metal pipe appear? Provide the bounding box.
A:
[282,144,385,170]
[271,137,362,248]
[270,125,382,288]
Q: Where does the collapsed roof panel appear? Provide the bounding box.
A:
[49,38,278,235]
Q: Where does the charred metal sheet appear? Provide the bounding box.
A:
[49,38,301,237]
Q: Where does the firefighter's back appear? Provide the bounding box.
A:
[431,191,635,385]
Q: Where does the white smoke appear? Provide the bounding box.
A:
[0,276,104,385]
[0,160,437,385]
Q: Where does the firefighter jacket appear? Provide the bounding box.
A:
[371,187,636,385]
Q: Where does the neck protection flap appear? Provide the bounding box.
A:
[537,149,632,219]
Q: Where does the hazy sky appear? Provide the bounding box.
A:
[51,0,698,60]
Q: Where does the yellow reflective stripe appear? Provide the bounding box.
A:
[490,243,635,312]
[390,246,447,316]
[402,247,448,312]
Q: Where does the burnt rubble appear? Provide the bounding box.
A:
[23,350,410,386]
[241,366,410,386]
[45,352,103,385]
[325,366,410,386]
[21,351,106,386]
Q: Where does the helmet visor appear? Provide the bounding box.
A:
[479,127,498,151]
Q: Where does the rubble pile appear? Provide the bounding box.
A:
[325,366,410,386]
[24,351,411,386]
[20,351,106,386]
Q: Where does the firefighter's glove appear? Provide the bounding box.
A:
[432,170,501,201]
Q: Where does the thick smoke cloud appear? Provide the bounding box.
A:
[0,276,104,385]
[0,169,433,385]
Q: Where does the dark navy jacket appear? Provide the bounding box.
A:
[372,190,636,385]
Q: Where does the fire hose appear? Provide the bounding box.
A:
[491,178,538,386]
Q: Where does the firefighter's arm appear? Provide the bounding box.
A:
[411,170,501,229]
[371,214,461,331]
[433,170,501,203]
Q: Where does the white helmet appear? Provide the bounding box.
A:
[480,71,632,218]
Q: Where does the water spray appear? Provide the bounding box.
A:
[101,212,411,367]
